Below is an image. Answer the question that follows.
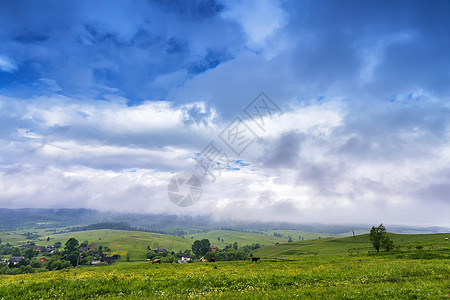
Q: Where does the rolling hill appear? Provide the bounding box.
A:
[2,228,286,261]
[253,232,450,257]
[183,230,287,248]
[1,232,449,299]
[35,230,192,261]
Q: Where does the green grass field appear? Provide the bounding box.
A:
[0,251,448,299]
[39,230,192,261]
[1,229,192,261]
[0,232,448,299]
[184,230,287,248]
[257,229,369,241]
[253,233,450,257]
[1,229,286,261]
[0,233,29,245]
[183,229,358,245]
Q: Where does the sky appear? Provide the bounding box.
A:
[0,0,449,226]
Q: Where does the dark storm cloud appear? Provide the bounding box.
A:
[160,0,450,120]
[260,131,304,169]
[335,100,450,162]
[0,0,244,101]
[1,0,449,109]
[280,0,450,94]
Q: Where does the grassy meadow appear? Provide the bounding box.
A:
[182,229,357,245]
[0,231,449,299]
[253,232,450,257]
[2,229,192,261]
[1,229,287,261]
[0,251,448,299]
[184,230,287,248]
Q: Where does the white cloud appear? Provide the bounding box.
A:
[0,56,17,72]
[0,92,449,226]
[25,98,181,132]
[220,0,286,50]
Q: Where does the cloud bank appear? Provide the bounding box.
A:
[0,0,449,226]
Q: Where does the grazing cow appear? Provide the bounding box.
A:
[152,259,161,264]
[210,257,215,262]
[445,238,449,241]
[251,257,260,263]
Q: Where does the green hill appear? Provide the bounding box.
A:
[253,232,450,257]
[257,229,369,241]
[0,233,28,244]
[2,228,292,261]
[3,228,448,261]
[41,229,290,259]
[1,231,449,298]
[184,230,287,247]
[0,230,192,261]
[36,229,192,260]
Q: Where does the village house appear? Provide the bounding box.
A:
[78,247,90,253]
[101,256,115,264]
[8,257,27,265]
[101,254,121,264]
[181,254,194,261]
[86,254,120,265]
[178,254,194,264]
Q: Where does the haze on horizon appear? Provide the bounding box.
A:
[0,0,449,227]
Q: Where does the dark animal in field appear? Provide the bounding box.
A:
[251,257,260,262]
[210,257,215,262]
[152,259,161,264]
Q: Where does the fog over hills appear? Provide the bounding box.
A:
[0,208,447,235]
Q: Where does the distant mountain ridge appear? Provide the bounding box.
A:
[0,208,448,235]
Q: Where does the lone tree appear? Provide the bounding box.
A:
[64,238,80,266]
[233,241,238,250]
[369,224,394,252]
[25,247,36,259]
[192,239,211,257]
[64,238,79,253]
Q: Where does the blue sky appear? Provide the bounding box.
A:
[0,0,449,226]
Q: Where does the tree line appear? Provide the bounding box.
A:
[145,239,262,263]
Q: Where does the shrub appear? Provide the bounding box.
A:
[30,260,42,268]
[146,252,157,260]
[47,259,72,271]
